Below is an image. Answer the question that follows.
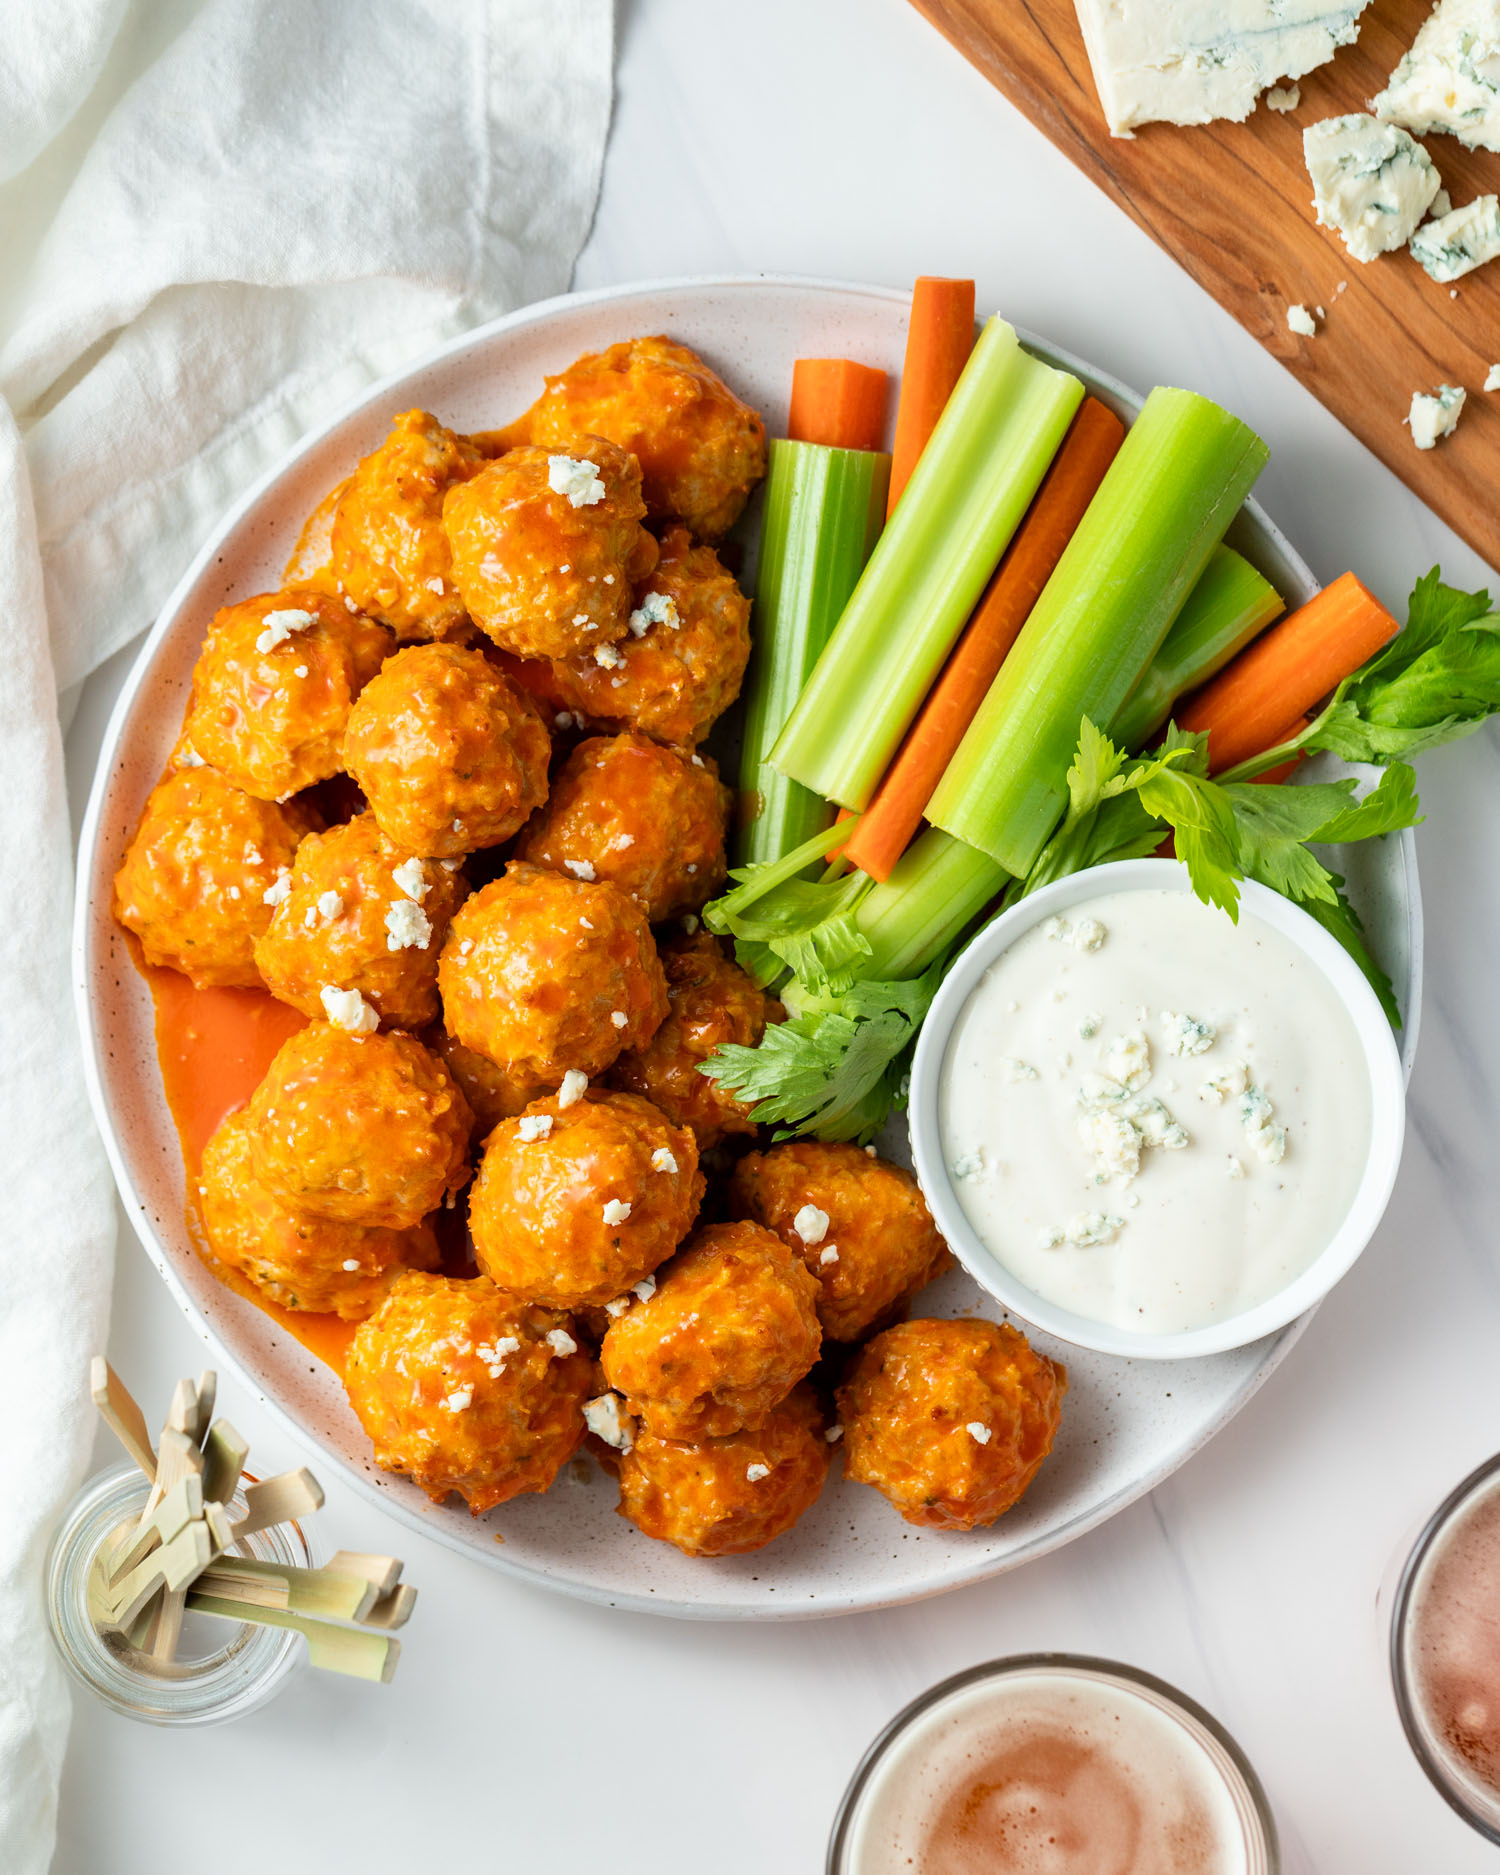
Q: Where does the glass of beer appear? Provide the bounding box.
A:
[828,1653,1278,1874]
[1389,1452,1500,1843]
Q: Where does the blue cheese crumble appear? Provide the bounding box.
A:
[1303,113,1442,261]
[1408,384,1466,448]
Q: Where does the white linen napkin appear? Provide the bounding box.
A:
[0,3,613,1867]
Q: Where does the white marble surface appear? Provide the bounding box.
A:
[53,1,1500,1868]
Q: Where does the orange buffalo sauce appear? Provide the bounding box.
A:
[146,963,357,1375]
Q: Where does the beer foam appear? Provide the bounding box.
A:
[1404,1471,1500,1825]
[844,1665,1262,1875]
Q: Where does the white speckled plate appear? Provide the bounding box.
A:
[73,277,1422,1620]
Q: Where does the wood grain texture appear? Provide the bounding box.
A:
[909,0,1500,572]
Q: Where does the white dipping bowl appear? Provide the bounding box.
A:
[908,859,1406,1360]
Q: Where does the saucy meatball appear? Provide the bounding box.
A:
[198,1109,439,1318]
[615,1382,830,1557]
[330,410,484,640]
[113,769,315,988]
[729,1142,952,1344]
[442,438,657,662]
[513,336,767,541]
[181,589,390,801]
[469,1089,702,1309]
[437,863,668,1086]
[342,642,550,860]
[345,1271,592,1513]
[513,733,729,920]
[837,1318,1068,1532]
[609,931,776,1148]
[543,527,750,749]
[244,1024,472,1228]
[254,813,466,1030]
[428,1028,552,1139]
[600,1221,821,1441]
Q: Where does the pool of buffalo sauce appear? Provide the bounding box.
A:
[145,963,359,1375]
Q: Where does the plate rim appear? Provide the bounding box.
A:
[71,271,1406,1620]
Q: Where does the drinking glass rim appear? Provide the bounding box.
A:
[1388,1449,1500,1845]
[825,1650,1279,1873]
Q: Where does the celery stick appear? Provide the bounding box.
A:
[1112,546,1284,751]
[770,319,1084,809]
[735,441,889,867]
[857,829,1007,979]
[927,388,1269,875]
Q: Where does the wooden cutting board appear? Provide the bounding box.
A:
[908,0,1500,571]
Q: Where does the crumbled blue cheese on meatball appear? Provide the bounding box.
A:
[547,454,606,507]
[384,898,432,952]
[793,1204,830,1245]
[320,985,378,1033]
[255,608,317,653]
[391,857,428,902]
[584,1392,636,1451]
[628,591,680,637]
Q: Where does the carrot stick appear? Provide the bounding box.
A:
[887,278,977,518]
[1247,716,1313,786]
[1176,572,1397,774]
[842,396,1127,882]
[787,359,888,451]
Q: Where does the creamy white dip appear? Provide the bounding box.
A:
[938,888,1372,1335]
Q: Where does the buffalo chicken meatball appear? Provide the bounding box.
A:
[329,410,485,640]
[542,527,750,749]
[513,733,729,920]
[254,813,466,1030]
[428,1029,552,1139]
[610,931,776,1148]
[198,1109,439,1318]
[180,589,391,800]
[345,1272,592,1513]
[438,863,668,1087]
[729,1142,952,1344]
[469,1089,702,1309]
[512,335,767,541]
[342,642,550,860]
[614,1382,830,1557]
[837,1318,1067,1532]
[600,1221,821,1441]
[442,438,657,662]
[244,1024,472,1228]
[113,769,316,987]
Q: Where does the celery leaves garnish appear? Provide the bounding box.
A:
[1021,720,1420,1020]
[703,963,945,1143]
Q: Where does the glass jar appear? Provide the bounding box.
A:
[46,1461,315,1725]
[1387,1451,1500,1844]
[828,1653,1278,1874]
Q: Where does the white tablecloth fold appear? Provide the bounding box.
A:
[0,3,613,1867]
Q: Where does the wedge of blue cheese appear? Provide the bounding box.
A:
[1074,1,1376,137]
[1303,113,1442,259]
[1408,384,1467,447]
[1373,0,1500,153]
[1409,192,1500,278]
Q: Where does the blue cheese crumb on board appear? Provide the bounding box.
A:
[1303,113,1442,262]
